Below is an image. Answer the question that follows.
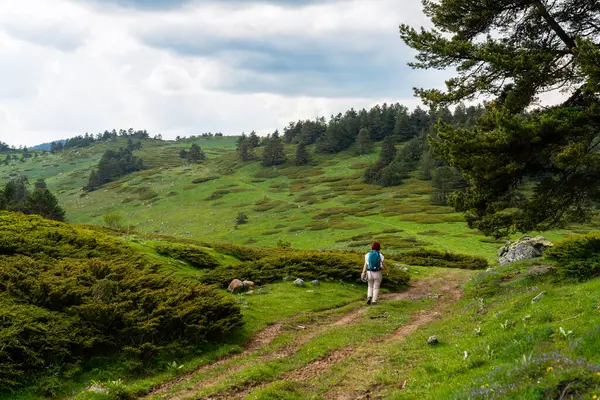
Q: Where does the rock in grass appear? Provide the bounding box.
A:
[243,280,255,289]
[228,279,245,293]
[427,336,439,345]
[293,278,305,287]
[87,384,108,394]
[311,279,320,286]
[498,235,553,266]
[532,291,546,303]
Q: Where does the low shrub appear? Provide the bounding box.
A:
[208,242,272,261]
[261,229,282,236]
[134,186,159,201]
[545,233,600,281]
[0,213,242,392]
[153,242,220,269]
[192,176,219,184]
[398,213,465,224]
[204,189,230,200]
[396,249,488,270]
[202,250,410,290]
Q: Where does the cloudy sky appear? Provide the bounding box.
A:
[0,0,445,147]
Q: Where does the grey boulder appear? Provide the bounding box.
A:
[498,236,553,266]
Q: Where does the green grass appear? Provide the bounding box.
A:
[4,137,596,263]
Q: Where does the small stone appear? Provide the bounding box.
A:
[306,290,315,293]
[228,279,245,293]
[532,291,546,303]
[87,384,108,394]
[427,336,439,345]
[293,278,305,287]
[244,290,255,295]
[243,280,255,288]
[311,280,320,286]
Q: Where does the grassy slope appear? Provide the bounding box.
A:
[2,137,596,262]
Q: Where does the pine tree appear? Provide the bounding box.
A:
[27,187,66,221]
[400,0,600,236]
[248,131,260,148]
[262,130,286,167]
[0,176,65,221]
[355,128,372,155]
[237,137,254,161]
[295,142,309,165]
[187,144,205,163]
[393,109,414,141]
[364,137,397,184]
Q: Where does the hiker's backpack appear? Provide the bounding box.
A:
[366,250,382,271]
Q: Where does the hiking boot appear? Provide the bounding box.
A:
[366,297,372,305]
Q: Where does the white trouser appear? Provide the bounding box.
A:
[367,271,383,302]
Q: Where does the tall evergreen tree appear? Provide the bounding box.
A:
[364,137,397,183]
[393,107,413,141]
[237,138,254,161]
[248,131,260,148]
[400,0,600,236]
[262,130,286,167]
[295,142,309,165]
[27,186,66,221]
[355,128,373,155]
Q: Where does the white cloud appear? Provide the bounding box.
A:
[0,0,437,147]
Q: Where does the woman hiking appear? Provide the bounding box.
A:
[361,242,388,305]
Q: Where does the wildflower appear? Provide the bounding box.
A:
[593,395,597,399]
[597,372,600,376]
[547,367,553,372]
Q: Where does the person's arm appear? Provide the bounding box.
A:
[362,256,367,274]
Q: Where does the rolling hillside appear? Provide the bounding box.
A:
[0,136,596,261]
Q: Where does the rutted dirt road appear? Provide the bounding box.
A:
[141,270,469,400]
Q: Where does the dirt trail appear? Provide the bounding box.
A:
[140,322,284,399]
[282,275,463,386]
[324,274,466,400]
[141,271,468,400]
[143,301,369,399]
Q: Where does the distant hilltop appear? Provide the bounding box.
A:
[31,139,67,151]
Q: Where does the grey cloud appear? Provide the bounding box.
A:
[3,23,87,52]
[82,0,332,11]
[140,30,417,97]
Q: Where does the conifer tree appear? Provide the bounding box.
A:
[364,137,397,183]
[237,137,254,161]
[262,130,286,167]
[187,144,206,163]
[400,0,600,236]
[355,128,373,155]
[248,131,260,148]
[295,142,309,165]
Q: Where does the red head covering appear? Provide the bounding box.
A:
[371,242,381,251]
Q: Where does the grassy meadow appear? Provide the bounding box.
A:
[2,136,595,262]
